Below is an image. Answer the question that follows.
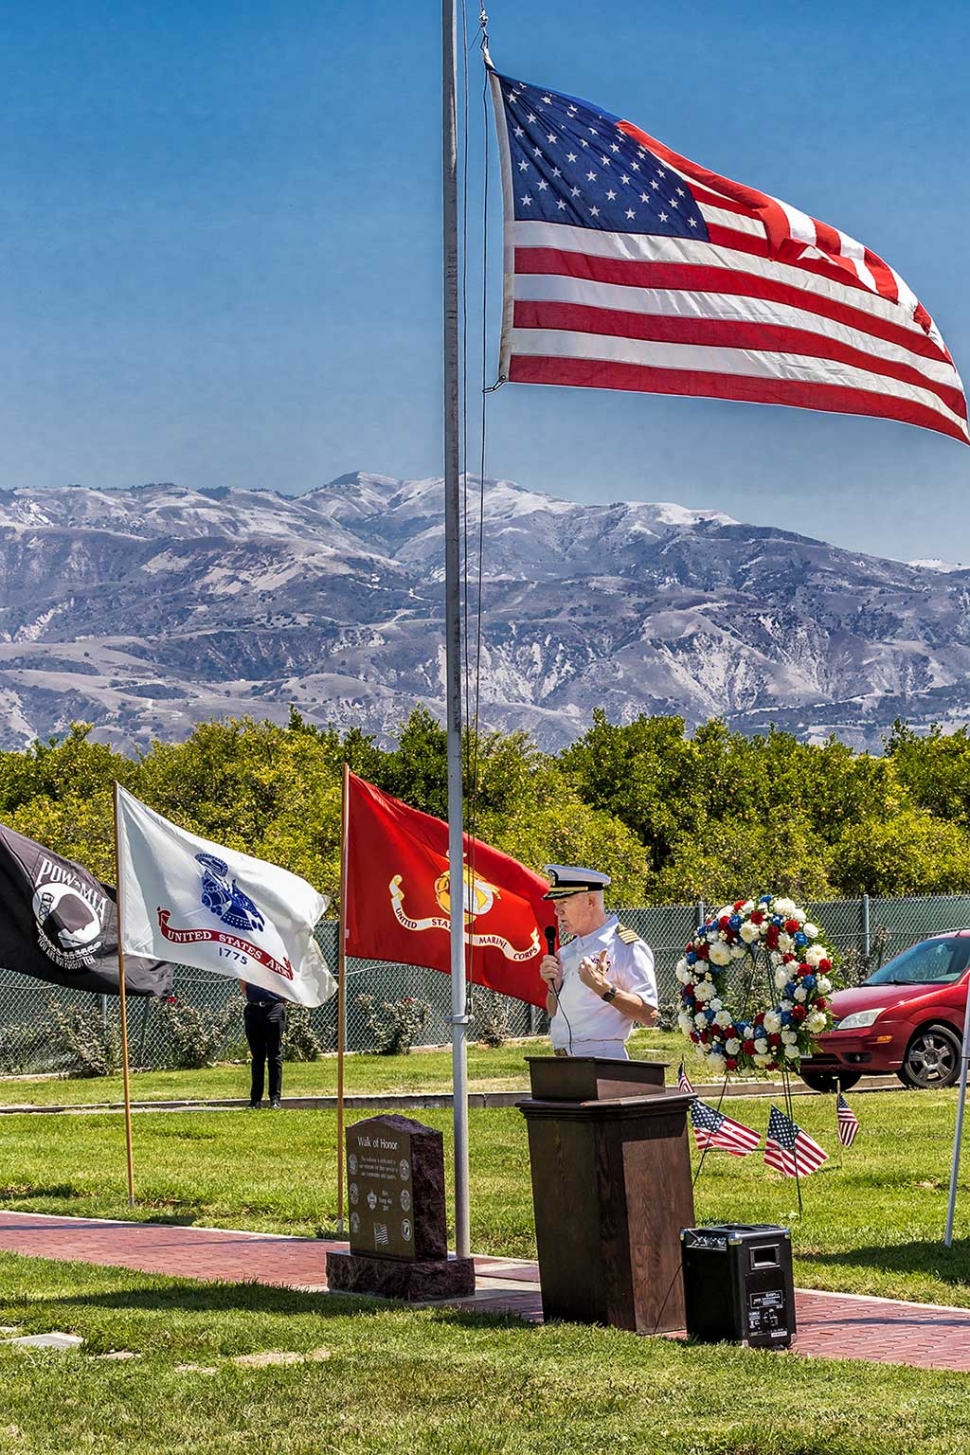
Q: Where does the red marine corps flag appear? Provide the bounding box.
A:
[345,773,549,1007]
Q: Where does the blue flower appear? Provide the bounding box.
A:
[729,914,742,930]
[784,981,798,999]
[770,915,783,926]
[801,974,816,991]
[759,894,772,904]
[793,931,807,948]
[705,1009,716,1023]
[781,1011,793,1027]
[686,952,697,965]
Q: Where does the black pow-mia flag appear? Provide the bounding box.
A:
[0,824,174,997]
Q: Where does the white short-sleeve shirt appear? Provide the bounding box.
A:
[550,914,657,1054]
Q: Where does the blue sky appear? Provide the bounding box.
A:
[0,1,967,561]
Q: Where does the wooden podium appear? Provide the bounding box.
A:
[519,1058,695,1333]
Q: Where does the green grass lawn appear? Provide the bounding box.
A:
[0,1083,967,1309]
[0,1251,968,1455]
[2,1041,970,1451]
[0,1028,677,1105]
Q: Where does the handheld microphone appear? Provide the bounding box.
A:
[543,924,572,1055]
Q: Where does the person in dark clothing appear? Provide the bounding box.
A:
[241,981,287,1108]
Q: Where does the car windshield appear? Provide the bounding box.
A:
[865,938,970,987]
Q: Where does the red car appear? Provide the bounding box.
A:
[799,930,970,1092]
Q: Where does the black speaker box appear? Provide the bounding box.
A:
[681,1223,796,1348]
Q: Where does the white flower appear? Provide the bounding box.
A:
[770,951,783,966]
[817,977,832,995]
[676,959,690,983]
[763,1012,781,1034]
[715,1011,733,1027]
[784,1043,800,1059]
[709,998,723,1013]
[754,1053,771,1067]
[694,1012,708,1029]
[804,945,825,968]
[740,921,761,944]
[781,1029,798,1044]
[678,1012,694,1033]
[716,906,734,921]
[739,900,755,914]
[725,1038,741,1055]
[780,1000,793,1012]
[730,944,746,959]
[778,933,793,953]
[803,923,819,939]
[793,986,807,1002]
[774,968,789,991]
[694,981,713,1002]
[773,897,797,917]
[808,1012,827,1033]
[709,943,732,966]
[754,1039,768,1055]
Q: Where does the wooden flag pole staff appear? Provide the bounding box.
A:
[336,761,350,1237]
[112,781,136,1208]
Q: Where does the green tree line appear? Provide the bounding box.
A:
[4,708,970,907]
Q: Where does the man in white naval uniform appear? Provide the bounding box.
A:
[538,865,658,1060]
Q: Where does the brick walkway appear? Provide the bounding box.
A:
[0,1211,968,1372]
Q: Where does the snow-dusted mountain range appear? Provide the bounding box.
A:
[0,471,968,753]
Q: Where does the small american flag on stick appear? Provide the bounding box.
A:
[689,1098,761,1157]
[837,1093,860,1149]
[765,1105,828,1177]
[677,1063,695,1096]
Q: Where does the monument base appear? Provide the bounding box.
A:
[326,1249,476,1302]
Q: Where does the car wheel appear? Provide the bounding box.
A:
[799,1070,862,1094]
[897,1025,963,1089]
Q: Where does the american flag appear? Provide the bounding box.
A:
[677,1063,695,1096]
[488,71,967,445]
[689,1098,761,1157]
[837,1093,860,1148]
[765,1105,828,1178]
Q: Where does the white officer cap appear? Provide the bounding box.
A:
[542,864,611,901]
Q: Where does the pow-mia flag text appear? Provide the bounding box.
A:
[0,824,174,996]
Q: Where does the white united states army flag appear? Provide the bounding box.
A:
[115,784,336,1007]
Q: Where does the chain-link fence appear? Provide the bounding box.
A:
[1,893,969,1077]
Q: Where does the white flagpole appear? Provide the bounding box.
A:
[944,984,970,1245]
[336,761,349,1237]
[442,0,471,1259]
[112,781,136,1208]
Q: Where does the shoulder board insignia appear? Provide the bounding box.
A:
[617,926,640,945]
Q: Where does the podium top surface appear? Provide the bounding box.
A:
[525,1055,667,1103]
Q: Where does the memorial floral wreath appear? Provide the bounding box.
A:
[676,895,835,1075]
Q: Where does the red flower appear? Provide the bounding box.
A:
[733,900,746,911]
[791,1005,807,1022]
[750,910,765,925]
[785,918,800,934]
[784,953,796,964]
[767,1060,778,1071]
[689,1032,699,1043]
[766,926,780,948]
[718,915,731,930]
[816,998,827,1010]
[768,1032,782,1048]
[818,958,832,972]
[683,983,695,997]
[725,1058,738,1070]
[696,943,709,960]
[743,1039,755,1054]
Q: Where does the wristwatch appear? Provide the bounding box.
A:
[601,984,618,1003]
